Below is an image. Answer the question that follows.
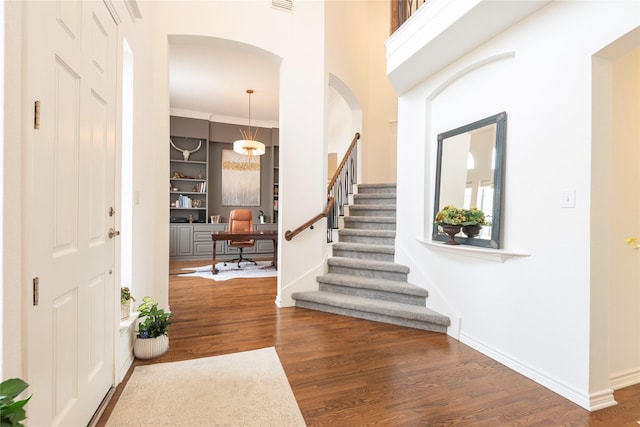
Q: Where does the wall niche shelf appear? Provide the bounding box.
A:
[421,239,530,262]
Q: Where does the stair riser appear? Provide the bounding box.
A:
[319,283,426,306]
[338,235,395,245]
[332,249,394,262]
[356,185,397,194]
[354,197,397,205]
[347,207,396,217]
[328,265,407,282]
[295,301,447,333]
[343,221,396,231]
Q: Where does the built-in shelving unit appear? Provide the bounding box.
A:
[169,136,208,223]
[168,116,280,260]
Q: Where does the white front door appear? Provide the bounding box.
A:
[24,1,118,425]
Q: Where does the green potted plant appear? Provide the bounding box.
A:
[461,207,488,238]
[133,296,172,360]
[258,210,267,224]
[0,378,31,427]
[120,287,135,320]
[434,205,465,245]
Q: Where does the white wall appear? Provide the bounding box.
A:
[325,0,398,184]
[390,0,640,410]
[607,46,640,388]
[327,85,353,162]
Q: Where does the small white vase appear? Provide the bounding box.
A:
[134,335,169,359]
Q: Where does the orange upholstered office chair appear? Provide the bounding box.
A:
[224,209,257,268]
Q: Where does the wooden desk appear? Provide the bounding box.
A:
[210,230,278,274]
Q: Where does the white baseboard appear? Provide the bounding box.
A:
[459,332,617,411]
[610,367,640,390]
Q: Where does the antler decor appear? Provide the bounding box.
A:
[170,139,202,161]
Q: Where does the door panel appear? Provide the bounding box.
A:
[25,1,118,425]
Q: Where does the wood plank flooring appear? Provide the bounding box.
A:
[97,260,640,426]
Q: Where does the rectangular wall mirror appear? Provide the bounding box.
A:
[432,112,507,248]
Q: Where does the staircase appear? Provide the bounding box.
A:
[292,184,451,333]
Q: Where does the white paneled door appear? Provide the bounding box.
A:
[24,1,118,425]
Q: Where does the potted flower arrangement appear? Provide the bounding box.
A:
[133,296,172,360]
[120,287,135,320]
[434,205,465,245]
[460,207,488,238]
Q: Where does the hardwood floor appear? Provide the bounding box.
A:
[97,260,640,426]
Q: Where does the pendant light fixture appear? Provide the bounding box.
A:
[233,89,266,164]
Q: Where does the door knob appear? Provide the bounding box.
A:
[108,228,120,239]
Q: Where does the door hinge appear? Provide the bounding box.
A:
[34,101,40,130]
[33,277,39,306]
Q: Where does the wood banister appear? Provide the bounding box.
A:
[284,197,334,241]
[285,132,360,241]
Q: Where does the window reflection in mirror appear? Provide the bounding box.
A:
[433,112,506,248]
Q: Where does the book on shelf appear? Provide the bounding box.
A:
[174,194,192,208]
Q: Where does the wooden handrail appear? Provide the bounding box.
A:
[285,132,361,242]
[327,133,360,193]
[284,197,334,241]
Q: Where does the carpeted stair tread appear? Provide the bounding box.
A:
[343,216,397,224]
[343,216,397,230]
[317,273,428,297]
[292,291,450,327]
[348,204,396,211]
[339,229,396,238]
[353,194,397,203]
[332,242,395,255]
[328,256,409,274]
[356,183,397,194]
[331,242,395,262]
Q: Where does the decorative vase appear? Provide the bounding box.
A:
[441,225,462,245]
[134,335,169,360]
[462,225,482,238]
[120,300,131,320]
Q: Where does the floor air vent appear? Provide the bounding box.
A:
[272,0,293,12]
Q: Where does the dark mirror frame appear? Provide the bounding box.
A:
[432,112,507,249]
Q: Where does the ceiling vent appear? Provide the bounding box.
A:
[272,0,293,12]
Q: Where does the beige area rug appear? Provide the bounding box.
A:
[106,347,306,427]
[179,261,277,281]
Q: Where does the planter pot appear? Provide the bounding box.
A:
[121,300,131,320]
[134,335,169,360]
[441,225,462,245]
[462,225,482,238]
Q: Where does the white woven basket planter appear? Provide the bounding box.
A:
[133,335,169,360]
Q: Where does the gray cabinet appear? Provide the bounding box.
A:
[169,223,277,261]
[193,224,226,257]
[175,225,194,257]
